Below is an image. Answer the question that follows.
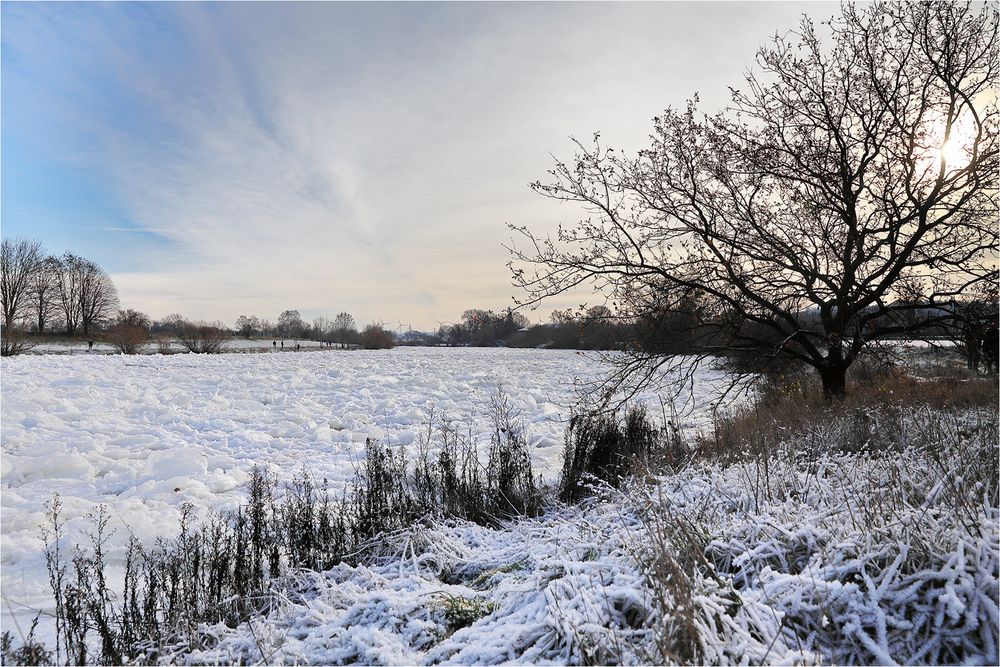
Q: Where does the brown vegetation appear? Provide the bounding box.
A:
[699,359,997,463]
[177,320,230,353]
[359,323,394,349]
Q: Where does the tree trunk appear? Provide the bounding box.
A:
[819,364,847,399]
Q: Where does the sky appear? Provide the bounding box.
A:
[1,1,834,331]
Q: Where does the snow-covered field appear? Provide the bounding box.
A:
[0,347,733,648]
[28,337,326,354]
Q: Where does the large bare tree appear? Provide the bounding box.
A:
[29,255,61,333]
[78,259,118,336]
[55,253,83,336]
[332,312,356,349]
[1,237,43,330]
[509,2,998,398]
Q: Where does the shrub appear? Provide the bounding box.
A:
[107,309,151,354]
[177,320,230,353]
[0,326,34,356]
[560,406,663,502]
[359,323,394,349]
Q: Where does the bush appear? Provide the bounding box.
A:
[0,326,34,356]
[177,320,230,353]
[560,406,665,502]
[359,323,394,349]
[701,363,999,462]
[107,309,151,354]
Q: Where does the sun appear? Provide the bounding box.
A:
[927,113,977,171]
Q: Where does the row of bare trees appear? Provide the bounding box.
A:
[234,311,360,347]
[2,238,120,351]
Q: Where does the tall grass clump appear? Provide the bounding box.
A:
[28,388,542,663]
[560,406,664,502]
[634,365,999,665]
[411,388,541,524]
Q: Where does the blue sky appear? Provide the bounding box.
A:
[1,2,830,330]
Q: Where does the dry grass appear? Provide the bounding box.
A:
[636,361,998,665]
[699,362,997,461]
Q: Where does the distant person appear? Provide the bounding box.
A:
[296,343,301,352]
[281,341,284,349]
[88,340,94,351]
[273,340,277,350]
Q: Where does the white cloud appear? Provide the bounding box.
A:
[4,2,831,328]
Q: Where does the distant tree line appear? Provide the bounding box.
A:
[431,297,998,376]
[437,309,530,347]
[4,235,992,366]
[432,304,695,352]
[228,311,392,349]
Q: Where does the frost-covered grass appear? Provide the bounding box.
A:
[641,405,998,665]
[81,401,993,666]
[2,347,996,664]
[0,348,732,650]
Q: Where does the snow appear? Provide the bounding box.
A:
[28,338,326,354]
[183,505,658,665]
[4,347,989,664]
[173,408,999,665]
[0,347,732,649]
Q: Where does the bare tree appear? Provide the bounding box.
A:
[29,256,60,333]
[1,237,43,330]
[55,253,84,336]
[277,309,305,338]
[312,316,332,342]
[235,314,261,338]
[509,2,998,398]
[157,313,186,336]
[78,259,118,336]
[332,312,356,349]
[941,283,999,373]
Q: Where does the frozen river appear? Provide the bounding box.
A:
[0,347,733,641]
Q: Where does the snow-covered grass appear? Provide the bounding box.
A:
[0,348,732,651]
[91,402,994,665]
[640,406,998,664]
[2,347,995,664]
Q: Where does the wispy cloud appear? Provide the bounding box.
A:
[1,2,828,328]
